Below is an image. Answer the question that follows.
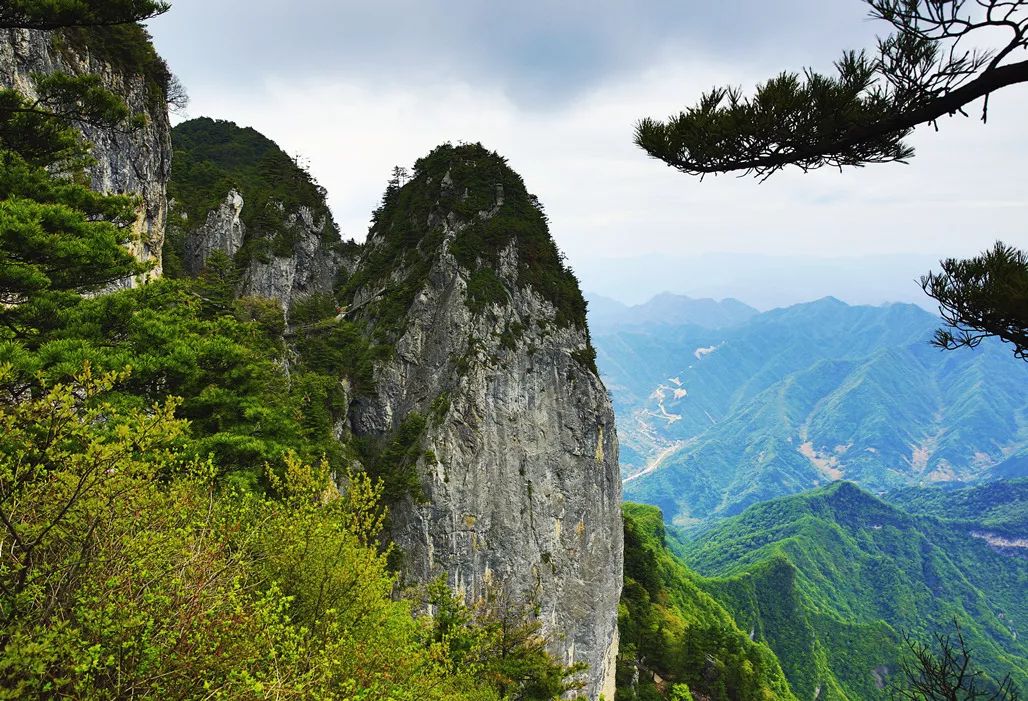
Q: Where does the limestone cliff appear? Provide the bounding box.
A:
[0,26,172,281]
[342,144,623,699]
[166,118,353,311]
[11,33,624,687]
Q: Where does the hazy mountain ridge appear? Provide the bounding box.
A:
[577,254,946,311]
[586,292,758,333]
[594,296,1028,526]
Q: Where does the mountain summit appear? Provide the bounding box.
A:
[340,143,624,699]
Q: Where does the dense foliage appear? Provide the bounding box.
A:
[616,504,797,701]
[676,482,1028,700]
[886,479,1028,539]
[0,145,143,331]
[0,0,168,30]
[921,242,1028,361]
[166,117,342,273]
[0,366,523,699]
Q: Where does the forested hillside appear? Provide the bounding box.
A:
[617,504,797,701]
[675,482,1028,700]
[595,297,1028,526]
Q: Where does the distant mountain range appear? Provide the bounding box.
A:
[590,294,1028,526]
[586,292,758,333]
[577,253,945,310]
[672,481,1028,700]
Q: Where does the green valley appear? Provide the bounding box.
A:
[672,482,1028,699]
[594,297,1028,527]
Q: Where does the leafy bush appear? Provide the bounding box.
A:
[0,369,499,699]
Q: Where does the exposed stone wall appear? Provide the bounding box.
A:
[0,28,172,283]
[350,214,623,699]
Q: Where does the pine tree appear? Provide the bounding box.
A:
[635,0,1028,360]
[0,2,170,337]
[0,0,169,30]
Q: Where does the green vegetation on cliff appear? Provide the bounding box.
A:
[1,10,591,696]
[617,504,797,701]
[1,250,582,699]
[343,144,591,349]
[0,365,583,699]
[676,482,1028,700]
[56,23,172,104]
[0,175,589,701]
[167,117,343,272]
[0,13,148,338]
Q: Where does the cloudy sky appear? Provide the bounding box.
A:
[147,1,1028,307]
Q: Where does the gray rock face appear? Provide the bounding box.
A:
[0,28,172,283]
[239,204,350,311]
[349,176,623,699]
[4,37,623,692]
[184,190,246,273]
[181,188,352,311]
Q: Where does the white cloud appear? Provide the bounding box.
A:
[163,4,1028,310]
[181,57,1028,262]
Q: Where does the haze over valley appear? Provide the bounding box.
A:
[591,292,1028,525]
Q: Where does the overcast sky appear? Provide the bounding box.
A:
[147,1,1028,307]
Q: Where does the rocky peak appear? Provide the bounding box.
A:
[345,143,593,347]
[166,118,356,311]
[342,143,622,700]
